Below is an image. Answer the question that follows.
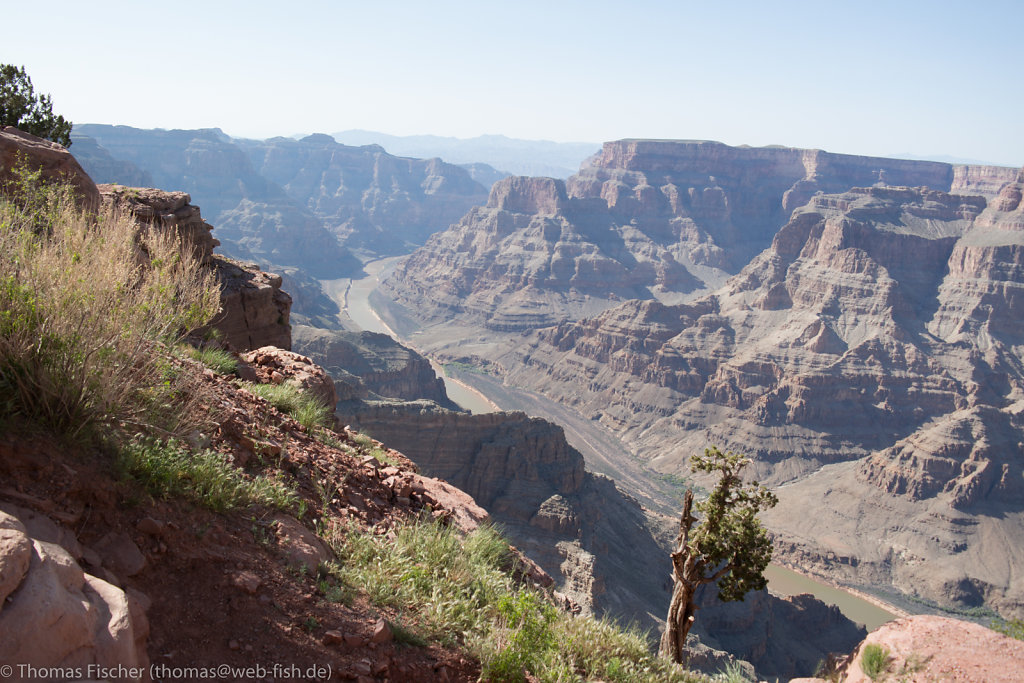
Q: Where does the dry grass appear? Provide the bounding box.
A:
[0,169,220,439]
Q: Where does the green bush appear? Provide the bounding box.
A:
[0,171,219,439]
[860,642,890,680]
[117,437,297,512]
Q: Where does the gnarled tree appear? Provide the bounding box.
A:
[659,446,778,664]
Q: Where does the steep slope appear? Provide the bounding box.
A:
[491,179,1024,618]
[383,140,1017,331]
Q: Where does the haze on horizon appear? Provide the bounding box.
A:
[3,0,1022,167]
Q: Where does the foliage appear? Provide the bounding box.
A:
[992,617,1024,641]
[0,171,220,440]
[182,345,238,375]
[240,380,332,431]
[860,643,890,680]
[323,518,707,683]
[0,65,72,146]
[660,447,778,663]
[117,437,298,512]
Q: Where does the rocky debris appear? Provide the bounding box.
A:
[0,509,150,678]
[93,531,147,579]
[272,514,332,574]
[293,325,459,409]
[210,257,292,351]
[833,615,1024,682]
[241,345,338,412]
[98,184,219,265]
[0,125,100,208]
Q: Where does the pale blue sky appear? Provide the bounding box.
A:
[3,0,1022,166]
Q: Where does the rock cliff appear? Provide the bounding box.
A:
[96,183,292,352]
[1,126,100,208]
[292,326,457,407]
[488,179,1024,618]
[383,140,1018,331]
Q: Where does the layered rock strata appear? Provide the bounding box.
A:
[384,140,1018,330]
[491,178,1024,617]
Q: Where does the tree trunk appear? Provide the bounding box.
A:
[659,489,699,664]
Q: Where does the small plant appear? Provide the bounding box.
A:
[240,381,332,431]
[0,168,219,440]
[182,345,238,375]
[713,660,751,683]
[322,518,707,683]
[481,591,557,681]
[860,642,890,680]
[993,617,1024,641]
[302,616,320,633]
[118,438,298,512]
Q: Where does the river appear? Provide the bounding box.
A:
[323,256,900,631]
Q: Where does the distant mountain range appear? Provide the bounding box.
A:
[330,130,600,179]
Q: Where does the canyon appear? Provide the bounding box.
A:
[56,127,1024,677]
[377,139,1024,621]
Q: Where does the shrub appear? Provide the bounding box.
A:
[993,617,1024,641]
[117,437,297,512]
[860,642,890,680]
[0,174,219,439]
[240,381,332,431]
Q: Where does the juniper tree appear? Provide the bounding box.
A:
[1,65,72,147]
[659,446,778,664]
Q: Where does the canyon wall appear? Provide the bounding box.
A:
[383,140,1017,331]
[71,126,490,277]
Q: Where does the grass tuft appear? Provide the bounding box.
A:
[182,345,238,375]
[117,437,298,512]
[240,381,333,431]
[0,166,219,440]
[860,642,890,681]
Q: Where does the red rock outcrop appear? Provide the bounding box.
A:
[98,185,219,265]
[240,346,338,412]
[0,126,100,209]
[840,615,1024,683]
[209,257,292,352]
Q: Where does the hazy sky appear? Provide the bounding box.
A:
[3,0,1022,165]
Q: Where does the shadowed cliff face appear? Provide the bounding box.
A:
[383,140,1018,331]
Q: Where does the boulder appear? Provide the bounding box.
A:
[0,125,100,209]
